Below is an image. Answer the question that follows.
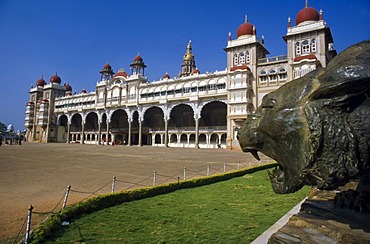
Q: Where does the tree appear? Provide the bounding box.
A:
[0,121,6,134]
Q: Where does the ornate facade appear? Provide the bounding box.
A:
[25,2,336,149]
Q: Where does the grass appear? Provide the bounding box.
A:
[44,169,310,243]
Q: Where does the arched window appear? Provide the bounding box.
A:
[239,52,245,64]
[302,40,310,54]
[295,42,301,56]
[311,38,316,52]
[259,70,267,83]
[233,54,238,66]
[278,68,287,80]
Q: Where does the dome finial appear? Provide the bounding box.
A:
[305,0,308,7]
[245,15,248,23]
[187,40,192,51]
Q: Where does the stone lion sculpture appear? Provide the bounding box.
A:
[238,40,370,211]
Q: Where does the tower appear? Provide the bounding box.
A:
[130,54,147,76]
[179,41,197,77]
[25,73,66,142]
[100,63,115,81]
[224,15,269,149]
[283,1,336,79]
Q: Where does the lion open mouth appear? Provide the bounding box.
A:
[268,165,285,183]
[243,146,302,194]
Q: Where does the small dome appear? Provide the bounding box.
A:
[163,72,170,79]
[81,89,87,94]
[237,16,256,37]
[134,54,143,62]
[103,63,112,70]
[113,69,128,78]
[65,83,72,92]
[296,6,319,25]
[50,74,61,84]
[36,77,46,87]
[192,68,200,74]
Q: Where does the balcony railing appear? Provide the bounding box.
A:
[258,55,287,64]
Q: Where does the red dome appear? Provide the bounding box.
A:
[296,6,319,25]
[36,78,46,87]
[81,89,87,94]
[50,74,61,84]
[237,21,256,38]
[103,63,112,70]
[65,83,72,91]
[133,54,143,62]
[113,69,128,78]
[192,68,200,74]
[163,72,170,79]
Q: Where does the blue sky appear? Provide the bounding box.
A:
[0,0,369,131]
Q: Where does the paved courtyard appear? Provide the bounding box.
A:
[0,142,269,242]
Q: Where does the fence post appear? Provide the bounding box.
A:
[207,165,210,176]
[153,171,157,186]
[112,176,116,193]
[183,167,186,181]
[25,205,33,244]
[62,185,71,210]
[224,162,227,173]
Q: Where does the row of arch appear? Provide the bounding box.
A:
[57,101,227,148]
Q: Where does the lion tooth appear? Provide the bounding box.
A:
[250,150,260,161]
[277,171,284,182]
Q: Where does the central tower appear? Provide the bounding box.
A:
[179,41,197,77]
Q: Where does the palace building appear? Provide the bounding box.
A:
[25,2,336,149]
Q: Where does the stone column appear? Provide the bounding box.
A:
[66,123,70,143]
[128,120,132,146]
[138,119,142,146]
[81,123,85,144]
[106,121,110,145]
[195,117,199,148]
[98,122,102,145]
[164,119,169,147]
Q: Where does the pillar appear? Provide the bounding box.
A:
[138,120,142,146]
[195,117,199,148]
[164,119,168,147]
[66,123,70,143]
[106,121,110,145]
[128,120,132,146]
[81,123,85,144]
[98,122,102,144]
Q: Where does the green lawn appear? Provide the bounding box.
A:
[45,170,309,243]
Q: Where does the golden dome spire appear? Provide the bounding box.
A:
[184,40,194,61]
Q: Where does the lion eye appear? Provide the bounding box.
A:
[262,98,276,109]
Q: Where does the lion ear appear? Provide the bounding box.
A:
[309,78,370,102]
[309,40,370,101]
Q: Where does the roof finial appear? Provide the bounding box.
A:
[288,17,291,27]
[228,32,232,41]
[245,15,248,23]
[305,0,308,7]
[187,40,192,51]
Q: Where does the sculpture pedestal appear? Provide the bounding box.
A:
[269,186,370,243]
